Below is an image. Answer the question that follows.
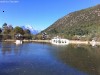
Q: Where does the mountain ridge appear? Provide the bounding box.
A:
[21,25,40,35]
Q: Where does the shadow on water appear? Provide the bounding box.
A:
[50,44,100,75]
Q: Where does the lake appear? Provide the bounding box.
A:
[0,42,100,75]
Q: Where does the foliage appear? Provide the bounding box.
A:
[2,23,7,29]
[24,29,31,34]
[1,24,33,40]
[14,26,24,35]
[0,28,2,34]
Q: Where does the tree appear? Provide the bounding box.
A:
[2,23,13,39]
[2,23,11,34]
[0,28,2,34]
[2,23,7,30]
[8,25,13,30]
[14,26,24,35]
[24,29,32,39]
[0,28,2,40]
[50,28,58,34]
[24,29,31,34]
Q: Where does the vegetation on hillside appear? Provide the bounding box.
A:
[42,4,100,41]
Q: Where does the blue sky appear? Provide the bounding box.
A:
[0,0,100,30]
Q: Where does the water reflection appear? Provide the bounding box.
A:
[1,42,23,56]
[1,42,12,55]
[51,45,100,75]
[0,42,100,75]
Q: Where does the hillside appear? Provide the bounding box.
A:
[41,4,100,40]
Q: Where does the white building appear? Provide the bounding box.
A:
[51,36,69,45]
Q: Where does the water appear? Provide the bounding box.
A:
[0,42,99,75]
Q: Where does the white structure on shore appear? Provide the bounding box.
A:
[90,40,96,46]
[15,40,22,44]
[51,36,69,45]
[15,33,23,45]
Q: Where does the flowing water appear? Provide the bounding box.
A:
[0,42,100,75]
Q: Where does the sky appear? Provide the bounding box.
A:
[0,0,100,30]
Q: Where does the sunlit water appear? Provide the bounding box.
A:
[0,42,100,75]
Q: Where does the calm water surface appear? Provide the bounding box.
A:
[0,42,100,75]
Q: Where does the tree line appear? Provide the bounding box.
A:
[0,23,32,40]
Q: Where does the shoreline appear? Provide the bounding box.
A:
[2,40,51,43]
[1,39,100,45]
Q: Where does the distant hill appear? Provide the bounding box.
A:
[21,25,40,35]
[41,4,100,40]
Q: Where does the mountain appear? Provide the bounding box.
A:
[21,25,40,35]
[41,4,100,40]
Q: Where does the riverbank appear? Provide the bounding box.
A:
[69,40,89,45]
[2,40,51,43]
[2,39,100,46]
[23,40,50,43]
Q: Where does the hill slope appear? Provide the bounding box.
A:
[42,4,100,40]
